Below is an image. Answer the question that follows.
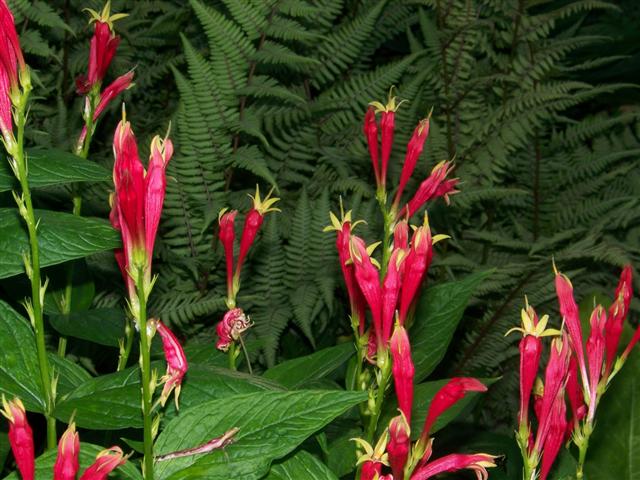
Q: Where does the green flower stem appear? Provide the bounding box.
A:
[13,88,57,449]
[364,358,391,443]
[117,318,134,371]
[576,423,593,480]
[228,342,238,370]
[136,271,155,480]
[57,102,96,358]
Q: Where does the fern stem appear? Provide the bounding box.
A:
[532,136,541,240]
[12,84,57,449]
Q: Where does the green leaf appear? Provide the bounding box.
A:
[0,209,120,280]
[49,308,126,347]
[410,271,493,381]
[0,300,43,411]
[0,149,110,192]
[263,343,354,389]
[49,353,92,398]
[380,378,495,439]
[585,350,640,480]
[2,442,142,480]
[154,390,366,480]
[265,451,339,480]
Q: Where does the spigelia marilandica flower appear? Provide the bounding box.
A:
[325,207,367,335]
[110,112,173,309]
[565,354,586,438]
[76,1,128,94]
[539,390,567,480]
[410,453,497,480]
[354,431,390,480]
[364,106,381,186]
[216,307,252,352]
[0,0,28,148]
[152,319,188,409]
[1,396,34,480]
[585,305,606,421]
[403,161,458,219]
[54,422,80,480]
[78,447,128,480]
[218,208,238,307]
[390,324,414,423]
[387,414,411,480]
[506,300,560,429]
[381,249,406,346]
[368,88,404,192]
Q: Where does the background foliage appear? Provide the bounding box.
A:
[1,0,639,479]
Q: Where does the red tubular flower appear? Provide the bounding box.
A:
[554,269,589,397]
[76,3,127,94]
[111,115,173,299]
[153,319,188,409]
[236,186,280,278]
[565,355,586,437]
[605,266,633,375]
[355,433,389,480]
[394,116,431,208]
[0,63,11,140]
[54,422,80,480]
[398,217,433,325]
[381,249,405,345]
[534,335,569,452]
[216,308,252,352]
[410,453,497,480]
[432,178,460,205]
[388,415,411,480]
[364,106,380,185]
[390,324,415,423]
[369,91,403,190]
[219,209,238,301]
[79,447,127,480]
[1,397,34,480]
[0,0,25,87]
[361,461,383,480]
[586,306,606,421]
[350,236,383,347]
[420,378,487,442]
[393,220,409,250]
[539,392,567,480]
[404,161,457,218]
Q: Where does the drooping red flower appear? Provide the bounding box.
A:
[585,306,606,421]
[404,161,457,218]
[350,236,383,347]
[410,453,497,480]
[1,397,34,480]
[79,447,127,480]
[0,0,25,139]
[111,115,173,299]
[216,307,252,352]
[398,217,433,325]
[235,186,280,278]
[420,378,487,442]
[390,324,415,423]
[394,116,431,208]
[54,423,80,480]
[153,319,188,409]
[539,390,567,480]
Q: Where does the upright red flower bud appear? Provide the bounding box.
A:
[1,396,34,480]
[364,107,380,185]
[145,134,173,255]
[506,302,560,427]
[398,216,433,325]
[236,186,280,277]
[410,453,497,480]
[539,392,567,480]
[554,267,589,397]
[218,209,238,301]
[54,422,80,480]
[387,415,411,479]
[390,324,414,423]
[394,115,431,207]
[605,266,633,375]
[393,220,409,250]
[361,461,383,480]
[420,378,487,442]
[534,336,569,452]
[216,308,252,352]
[586,306,606,421]
[369,90,403,189]
[76,3,127,94]
[354,433,389,480]
[381,249,405,345]
[404,161,457,218]
[350,236,383,346]
[152,319,188,409]
[79,447,127,480]
[0,0,25,88]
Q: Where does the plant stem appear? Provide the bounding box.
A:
[576,424,592,480]
[364,361,391,443]
[117,317,134,371]
[13,91,57,449]
[228,343,237,370]
[136,272,154,480]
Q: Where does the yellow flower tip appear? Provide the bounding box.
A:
[432,234,450,245]
[250,185,280,215]
[505,326,525,337]
[86,1,129,29]
[534,377,544,396]
[218,207,229,223]
[369,86,407,113]
[551,257,559,276]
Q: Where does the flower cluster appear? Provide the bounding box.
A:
[511,265,636,479]
[0,0,29,153]
[364,91,458,217]
[76,1,133,152]
[109,113,173,310]
[215,187,279,352]
[1,397,128,480]
[355,325,497,480]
